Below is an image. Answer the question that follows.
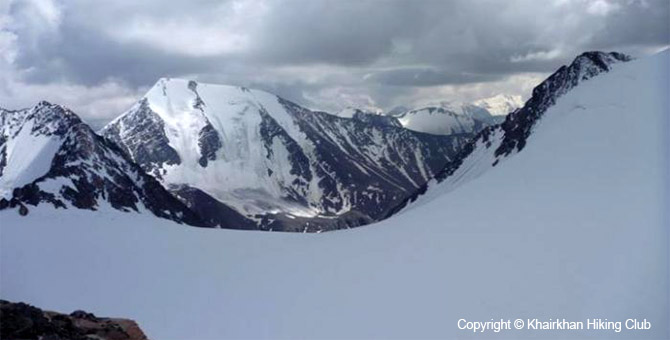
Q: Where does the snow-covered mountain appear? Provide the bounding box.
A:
[389,51,634,215]
[389,94,524,136]
[0,50,642,234]
[101,79,471,231]
[3,50,667,339]
[390,100,499,135]
[0,102,206,226]
[472,93,524,116]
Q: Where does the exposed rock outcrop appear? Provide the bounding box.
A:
[0,300,148,340]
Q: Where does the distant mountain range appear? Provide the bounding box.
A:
[2,79,486,231]
[0,51,631,232]
[100,79,472,231]
[337,94,525,136]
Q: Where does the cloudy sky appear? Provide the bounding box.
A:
[1,0,668,126]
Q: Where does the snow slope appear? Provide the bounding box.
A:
[2,51,668,339]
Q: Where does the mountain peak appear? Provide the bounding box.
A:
[0,102,207,226]
[575,51,632,64]
[472,94,524,116]
[32,101,82,124]
[102,78,472,231]
[564,51,632,80]
[0,102,83,143]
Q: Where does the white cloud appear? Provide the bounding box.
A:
[510,49,563,63]
[303,86,383,113]
[11,0,62,40]
[30,0,61,26]
[0,77,142,122]
[105,0,268,57]
[0,7,17,64]
[587,0,622,16]
[391,72,546,109]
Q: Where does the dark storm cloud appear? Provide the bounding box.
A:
[249,1,430,65]
[589,0,670,49]
[2,0,668,119]
[9,1,237,86]
[15,24,210,86]
[10,0,670,84]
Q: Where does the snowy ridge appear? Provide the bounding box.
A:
[0,102,206,226]
[389,51,633,214]
[102,79,470,231]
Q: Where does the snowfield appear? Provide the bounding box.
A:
[1,51,668,339]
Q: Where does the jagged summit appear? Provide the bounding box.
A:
[1,102,81,138]
[573,51,632,68]
[0,102,207,226]
[0,103,84,195]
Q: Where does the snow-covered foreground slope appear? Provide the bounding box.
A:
[2,51,668,339]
